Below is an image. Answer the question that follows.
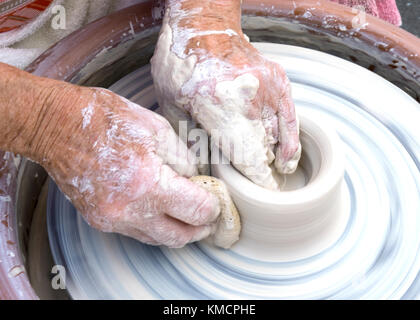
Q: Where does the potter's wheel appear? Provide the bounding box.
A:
[47,43,420,299]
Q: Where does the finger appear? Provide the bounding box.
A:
[274,77,301,174]
[146,214,215,248]
[155,126,198,177]
[156,164,220,226]
[260,105,278,164]
[213,115,279,190]
[114,224,161,246]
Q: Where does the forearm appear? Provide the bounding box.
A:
[165,0,245,59]
[0,63,83,164]
[166,0,241,30]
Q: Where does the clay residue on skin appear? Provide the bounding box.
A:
[151,2,301,190]
[51,86,218,248]
[81,103,94,130]
[151,7,273,188]
[202,74,278,188]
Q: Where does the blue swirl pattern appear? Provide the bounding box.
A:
[47,44,420,299]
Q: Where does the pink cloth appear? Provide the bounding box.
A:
[330,0,402,26]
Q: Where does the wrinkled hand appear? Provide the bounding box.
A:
[41,87,220,247]
[151,0,301,190]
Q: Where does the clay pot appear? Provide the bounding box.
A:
[0,0,419,299]
[212,114,346,261]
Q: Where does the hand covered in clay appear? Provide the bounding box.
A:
[38,87,220,247]
[151,0,301,189]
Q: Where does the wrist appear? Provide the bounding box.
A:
[164,0,245,60]
[0,63,86,165]
[28,83,86,166]
[0,63,60,160]
[166,0,242,32]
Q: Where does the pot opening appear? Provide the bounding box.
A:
[271,128,322,191]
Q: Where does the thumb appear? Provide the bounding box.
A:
[155,164,221,226]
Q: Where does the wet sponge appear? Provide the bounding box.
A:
[190,176,241,249]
